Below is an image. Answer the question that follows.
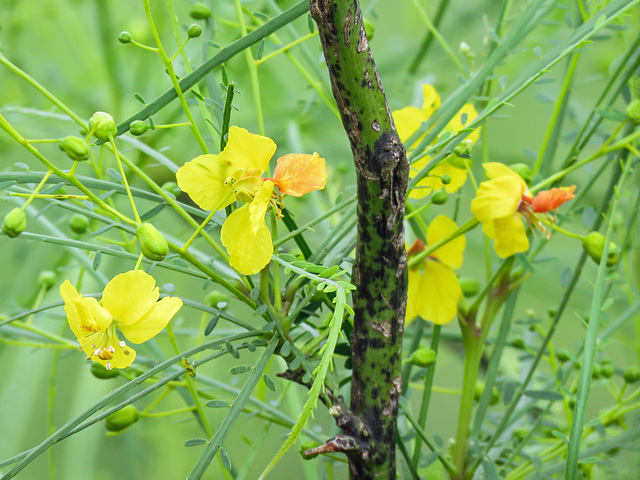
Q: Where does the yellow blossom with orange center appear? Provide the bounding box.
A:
[176,126,327,275]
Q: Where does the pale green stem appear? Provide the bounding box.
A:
[256,31,318,65]
[109,137,141,223]
[182,191,234,250]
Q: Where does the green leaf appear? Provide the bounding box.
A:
[524,390,563,401]
[93,252,102,270]
[134,93,146,104]
[263,374,276,392]
[184,438,208,447]
[230,365,252,375]
[280,341,292,357]
[256,39,266,60]
[206,400,231,408]
[219,446,231,471]
[140,203,166,221]
[204,315,219,336]
[481,455,498,480]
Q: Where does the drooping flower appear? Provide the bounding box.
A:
[471,163,575,258]
[406,215,466,325]
[392,84,480,198]
[60,270,183,370]
[176,126,327,275]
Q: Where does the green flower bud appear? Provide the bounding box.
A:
[364,19,375,40]
[188,24,203,39]
[89,111,117,141]
[440,174,451,185]
[623,367,640,384]
[118,31,132,44]
[582,232,618,267]
[601,364,614,378]
[161,181,181,198]
[190,4,212,20]
[91,362,121,379]
[205,290,229,310]
[591,364,602,379]
[474,382,499,405]
[408,348,437,367]
[2,208,26,238]
[510,337,525,349]
[105,405,139,432]
[458,277,479,297]
[38,271,57,290]
[556,349,570,363]
[431,190,448,205]
[448,155,471,169]
[509,163,533,184]
[59,136,90,161]
[129,120,149,136]
[626,98,640,125]
[136,223,169,261]
[300,441,320,460]
[69,213,90,234]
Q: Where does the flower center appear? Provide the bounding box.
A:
[84,324,132,370]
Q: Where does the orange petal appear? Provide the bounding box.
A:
[272,153,327,197]
[531,186,576,213]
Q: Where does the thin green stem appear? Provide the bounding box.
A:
[109,137,141,223]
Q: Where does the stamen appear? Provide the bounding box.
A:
[119,341,126,348]
[105,361,112,371]
[107,346,115,353]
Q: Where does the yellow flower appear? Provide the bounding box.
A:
[177,126,327,275]
[392,85,480,198]
[406,215,466,325]
[60,270,183,370]
[471,163,575,258]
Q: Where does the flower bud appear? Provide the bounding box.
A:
[431,190,448,205]
[187,24,203,39]
[474,382,500,405]
[89,111,117,141]
[510,337,524,349]
[69,213,90,234]
[448,155,471,169]
[601,364,614,378]
[591,364,602,379]
[582,232,618,267]
[205,290,228,310]
[623,367,640,384]
[161,181,181,198]
[626,98,640,125]
[408,348,437,367]
[91,362,121,379]
[38,271,56,290]
[509,163,533,184]
[118,31,132,44]
[59,136,90,161]
[2,208,26,238]
[364,19,375,41]
[137,223,169,261]
[105,405,139,432]
[458,277,479,297]
[129,120,149,136]
[440,174,451,185]
[300,441,320,460]
[190,4,212,20]
[459,41,471,55]
[556,349,570,363]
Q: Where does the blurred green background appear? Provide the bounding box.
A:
[1,0,639,478]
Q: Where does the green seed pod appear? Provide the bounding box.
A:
[59,136,90,161]
[626,98,640,125]
[105,405,140,432]
[205,290,229,310]
[190,4,212,20]
[582,232,618,267]
[89,111,117,141]
[91,362,121,379]
[129,120,149,136]
[118,31,132,44]
[69,213,90,234]
[188,24,203,39]
[2,208,26,238]
[431,190,448,205]
[440,174,452,185]
[38,271,56,290]
[300,441,319,460]
[623,367,640,384]
[458,277,479,297]
[408,348,437,368]
[509,163,533,184]
[161,181,181,198]
[137,223,169,261]
[364,19,374,41]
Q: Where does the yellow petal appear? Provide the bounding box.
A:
[427,215,465,269]
[490,214,529,258]
[221,204,273,275]
[446,103,480,144]
[218,126,277,174]
[249,181,274,232]
[483,162,523,182]
[121,297,183,344]
[471,175,524,223]
[60,281,112,339]
[176,153,235,211]
[102,270,159,326]
[407,261,461,325]
[272,153,327,197]
[393,106,425,145]
[420,84,441,118]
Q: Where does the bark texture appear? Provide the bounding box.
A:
[310,0,409,477]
